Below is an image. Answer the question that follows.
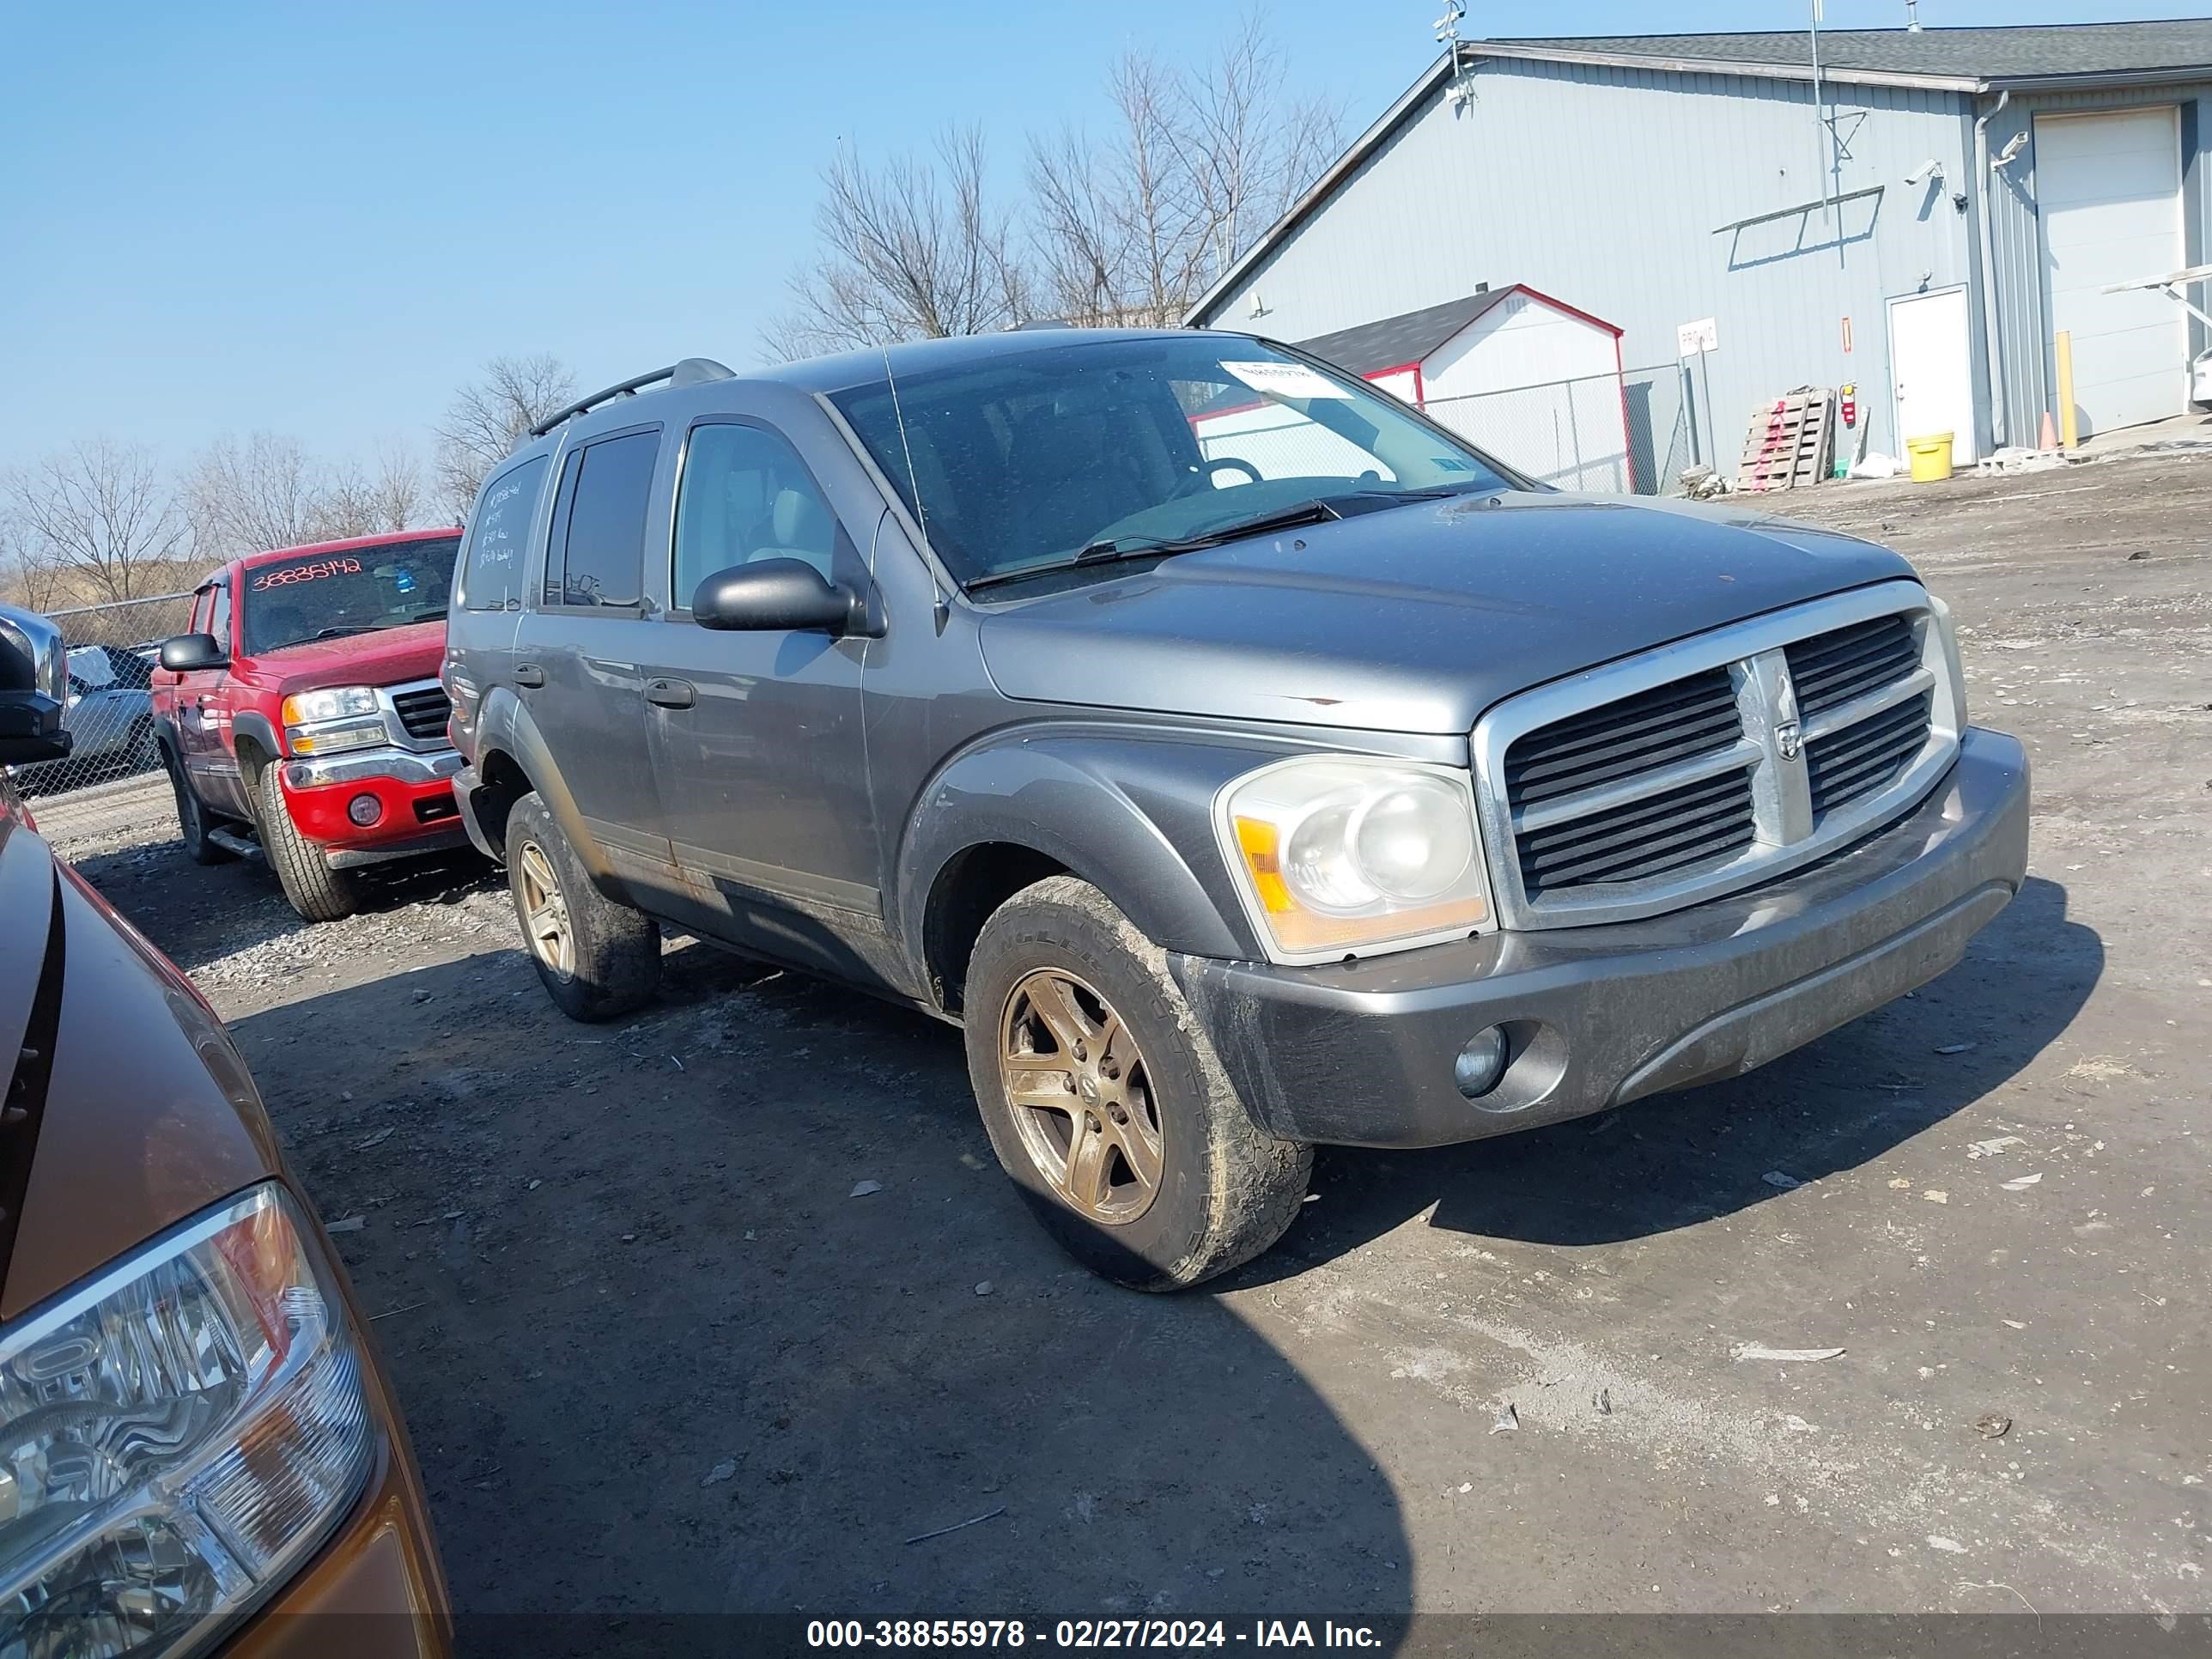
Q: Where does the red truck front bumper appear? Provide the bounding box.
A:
[279,746,470,864]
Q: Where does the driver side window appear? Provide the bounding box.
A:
[672,422,842,610]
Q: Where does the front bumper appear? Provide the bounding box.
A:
[278,747,468,863]
[1170,727,2030,1150]
[451,763,501,863]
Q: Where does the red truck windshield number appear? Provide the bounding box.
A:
[252,556,363,592]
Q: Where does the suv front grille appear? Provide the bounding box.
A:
[1808,689,1933,814]
[1503,667,1741,806]
[391,685,453,743]
[1474,584,1959,928]
[1516,765,1757,897]
[1784,614,1920,717]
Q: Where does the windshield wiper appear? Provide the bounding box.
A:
[969,500,1349,592]
[1085,498,1346,561]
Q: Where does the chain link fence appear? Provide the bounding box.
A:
[1419,362,1696,496]
[6,593,196,836]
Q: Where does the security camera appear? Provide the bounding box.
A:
[1905,159,1945,187]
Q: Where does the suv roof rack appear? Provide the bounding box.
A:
[528,357,736,439]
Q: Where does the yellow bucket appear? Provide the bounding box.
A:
[1905,432,1955,483]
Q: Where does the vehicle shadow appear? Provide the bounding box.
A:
[228,940,1415,1643]
[1237,875,2099,1278]
[69,839,494,974]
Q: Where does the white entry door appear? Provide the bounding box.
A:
[1887,286,1977,464]
[2038,106,2185,437]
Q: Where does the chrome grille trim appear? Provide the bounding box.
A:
[1471,580,1962,930]
[374,678,456,754]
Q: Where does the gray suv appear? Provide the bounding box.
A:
[443,329,2028,1289]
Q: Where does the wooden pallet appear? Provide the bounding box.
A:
[1737,388,1835,492]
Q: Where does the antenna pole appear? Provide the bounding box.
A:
[1809,0,1841,262]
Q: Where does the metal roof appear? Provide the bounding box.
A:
[1487,21,2212,87]
[1184,20,2212,327]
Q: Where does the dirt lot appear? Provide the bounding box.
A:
[37,452,2212,1626]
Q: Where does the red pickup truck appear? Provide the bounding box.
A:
[152,529,474,921]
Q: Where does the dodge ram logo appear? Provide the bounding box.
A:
[1771,668,1803,761]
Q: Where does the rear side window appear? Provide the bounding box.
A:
[461,455,550,611]
[672,422,843,607]
[546,428,659,609]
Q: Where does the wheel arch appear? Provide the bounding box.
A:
[896,732,1267,1017]
[470,685,610,878]
[231,712,282,800]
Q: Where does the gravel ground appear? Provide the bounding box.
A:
[45,450,2212,1630]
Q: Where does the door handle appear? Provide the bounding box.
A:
[514,663,546,689]
[646,678,696,709]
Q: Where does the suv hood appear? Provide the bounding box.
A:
[976,494,1915,734]
[0,812,278,1319]
[252,618,447,697]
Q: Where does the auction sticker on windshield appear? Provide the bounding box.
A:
[1220,361,1352,401]
[252,556,365,590]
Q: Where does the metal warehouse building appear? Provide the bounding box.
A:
[1188,21,2212,489]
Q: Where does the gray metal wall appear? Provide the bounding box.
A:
[1978,83,2212,448]
[1200,57,1984,475]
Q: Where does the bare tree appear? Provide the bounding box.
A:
[765,126,1030,358]
[307,441,425,540]
[370,441,426,531]
[0,515,66,611]
[434,355,574,520]
[1027,12,1343,328]
[3,438,191,605]
[187,432,322,556]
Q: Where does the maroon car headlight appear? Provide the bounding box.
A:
[0,1184,373,1657]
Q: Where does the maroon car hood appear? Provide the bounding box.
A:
[0,811,279,1319]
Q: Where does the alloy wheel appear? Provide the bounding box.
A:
[515,840,574,979]
[998,968,1164,1225]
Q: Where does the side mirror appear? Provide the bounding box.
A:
[159,633,229,673]
[691,559,870,635]
[0,605,73,766]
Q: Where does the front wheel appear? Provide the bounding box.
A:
[258,765,362,922]
[963,875,1311,1291]
[505,791,659,1021]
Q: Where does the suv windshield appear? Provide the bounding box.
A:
[830,335,1516,586]
[241,537,459,653]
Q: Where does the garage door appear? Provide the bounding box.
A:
[2038,106,2186,437]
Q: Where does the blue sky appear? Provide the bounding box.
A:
[3,0,2203,476]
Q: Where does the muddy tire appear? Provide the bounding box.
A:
[505,792,659,1022]
[258,764,361,922]
[165,744,234,866]
[963,875,1311,1291]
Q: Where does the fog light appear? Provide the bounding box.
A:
[347,793,382,827]
[1453,1026,1509,1098]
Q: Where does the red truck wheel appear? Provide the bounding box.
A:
[258,766,362,922]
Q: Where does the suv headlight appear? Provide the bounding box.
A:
[1217,757,1494,963]
[281,687,386,757]
[1925,592,1968,725]
[0,1184,374,1659]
